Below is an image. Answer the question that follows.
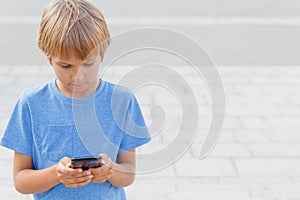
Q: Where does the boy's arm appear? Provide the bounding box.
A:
[91,149,136,187]
[13,152,93,194]
[108,149,136,187]
[13,152,60,194]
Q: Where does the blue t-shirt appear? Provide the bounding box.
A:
[0,79,151,200]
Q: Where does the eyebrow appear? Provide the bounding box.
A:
[56,59,95,66]
[55,55,97,65]
[84,56,97,62]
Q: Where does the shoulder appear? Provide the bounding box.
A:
[21,82,52,103]
[101,80,139,110]
[102,80,134,99]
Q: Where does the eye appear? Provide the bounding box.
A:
[60,64,71,68]
[83,62,94,67]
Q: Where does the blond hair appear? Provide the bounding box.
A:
[38,0,110,60]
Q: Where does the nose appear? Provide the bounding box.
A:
[71,66,85,83]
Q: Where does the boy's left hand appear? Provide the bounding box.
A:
[90,154,113,183]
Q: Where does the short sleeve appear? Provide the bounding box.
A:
[0,94,33,156]
[119,95,151,153]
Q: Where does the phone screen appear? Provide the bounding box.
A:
[71,157,102,170]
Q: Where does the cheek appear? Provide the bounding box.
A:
[88,67,100,78]
[53,67,69,80]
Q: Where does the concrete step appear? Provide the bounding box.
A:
[1,0,300,17]
[1,0,300,66]
[0,20,300,66]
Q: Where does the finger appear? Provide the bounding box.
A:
[91,169,112,183]
[99,154,113,169]
[66,162,72,168]
[65,174,93,184]
[62,170,92,180]
[58,165,83,176]
[90,168,113,181]
[99,153,107,165]
[65,178,92,188]
[58,157,82,175]
[91,177,107,183]
[90,164,113,176]
[60,167,82,175]
[89,167,100,175]
[60,157,72,166]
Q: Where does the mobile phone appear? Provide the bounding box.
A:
[71,156,102,170]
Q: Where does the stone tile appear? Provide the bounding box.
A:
[222,75,250,85]
[0,118,9,135]
[206,143,252,158]
[145,165,176,178]
[240,117,266,129]
[192,129,237,150]
[227,93,287,104]
[137,141,169,155]
[261,85,299,94]
[277,66,300,75]
[226,104,280,117]
[234,158,300,176]
[0,107,16,120]
[252,182,300,200]
[126,178,175,200]
[235,129,270,143]
[252,67,281,75]
[232,85,264,94]
[279,104,300,117]
[217,129,237,143]
[0,66,12,75]
[220,176,292,185]
[167,189,252,200]
[291,176,300,183]
[265,117,300,129]
[273,76,300,85]
[222,117,243,129]
[1,85,30,98]
[1,65,300,199]
[11,66,40,75]
[175,158,237,177]
[126,188,166,200]
[14,75,52,87]
[249,143,300,157]
[267,128,300,143]
[0,75,15,87]
[174,177,266,195]
[217,66,255,76]
[0,183,29,200]
[174,177,220,190]
[0,159,14,180]
[0,146,14,160]
[248,75,274,84]
[38,65,55,76]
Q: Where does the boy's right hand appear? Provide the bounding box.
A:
[56,157,93,188]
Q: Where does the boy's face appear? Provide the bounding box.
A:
[50,51,102,98]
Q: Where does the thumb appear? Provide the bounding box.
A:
[60,157,71,167]
[99,153,109,166]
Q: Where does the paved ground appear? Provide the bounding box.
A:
[1,0,300,200]
[0,65,300,200]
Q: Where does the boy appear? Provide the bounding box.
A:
[0,0,151,199]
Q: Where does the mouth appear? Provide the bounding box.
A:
[70,83,85,88]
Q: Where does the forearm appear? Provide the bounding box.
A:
[14,164,60,194]
[108,162,135,187]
